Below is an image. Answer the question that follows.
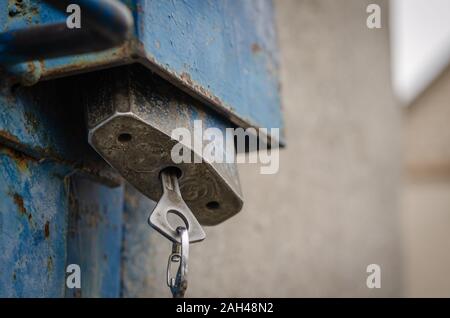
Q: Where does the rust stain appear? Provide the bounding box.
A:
[7,0,39,24]
[40,42,132,81]
[9,192,34,223]
[8,0,25,18]
[12,193,26,215]
[0,145,30,172]
[134,43,242,125]
[0,135,120,185]
[0,129,20,144]
[44,221,50,239]
[251,43,262,54]
[39,59,46,74]
[180,71,192,83]
[179,71,223,107]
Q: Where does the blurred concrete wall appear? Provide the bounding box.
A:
[123,0,403,297]
[401,65,450,297]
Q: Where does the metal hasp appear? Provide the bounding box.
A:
[0,0,284,145]
[85,65,243,225]
[0,0,133,64]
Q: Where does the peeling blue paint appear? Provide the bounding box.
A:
[0,148,124,297]
[0,148,70,297]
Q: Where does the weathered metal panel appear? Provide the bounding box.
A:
[65,175,124,298]
[0,0,131,82]
[0,0,282,298]
[0,147,70,297]
[121,184,161,297]
[0,73,121,186]
[0,148,125,297]
[0,57,125,298]
[135,0,283,140]
[0,0,283,143]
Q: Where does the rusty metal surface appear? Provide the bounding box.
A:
[65,174,124,298]
[134,0,284,144]
[0,0,281,297]
[0,146,70,297]
[0,147,125,297]
[0,0,133,64]
[0,70,122,186]
[0,0,283,144]
[86,65,243,226]
[0,47,125,297]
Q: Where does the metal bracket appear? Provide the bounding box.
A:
[0,0,133,65]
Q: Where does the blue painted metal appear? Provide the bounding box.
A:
[0,147,124,297]
[121,184,159,297]
[0,67,124,298]
[0,72,121,186]
[65,175,124,298]
[0,146,70,297]
[0,0,133,64]
[0,0,282,297]
[0,0,283,143]
[135,0,283,141]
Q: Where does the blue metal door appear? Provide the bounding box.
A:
[0,0,282,297]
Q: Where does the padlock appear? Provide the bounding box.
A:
[83,65,243,225]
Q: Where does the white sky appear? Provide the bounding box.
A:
[390,0,450,105]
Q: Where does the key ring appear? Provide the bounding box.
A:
[166,226,189,298]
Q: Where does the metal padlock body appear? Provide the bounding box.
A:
[85,65,243,225]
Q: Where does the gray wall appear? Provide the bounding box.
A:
[123,0,403,297]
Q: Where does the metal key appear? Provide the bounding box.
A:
[149,167,205,297]
[148,167,205,244]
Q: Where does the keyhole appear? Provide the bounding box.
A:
[118,133,132,143]
[206,201,220,210]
